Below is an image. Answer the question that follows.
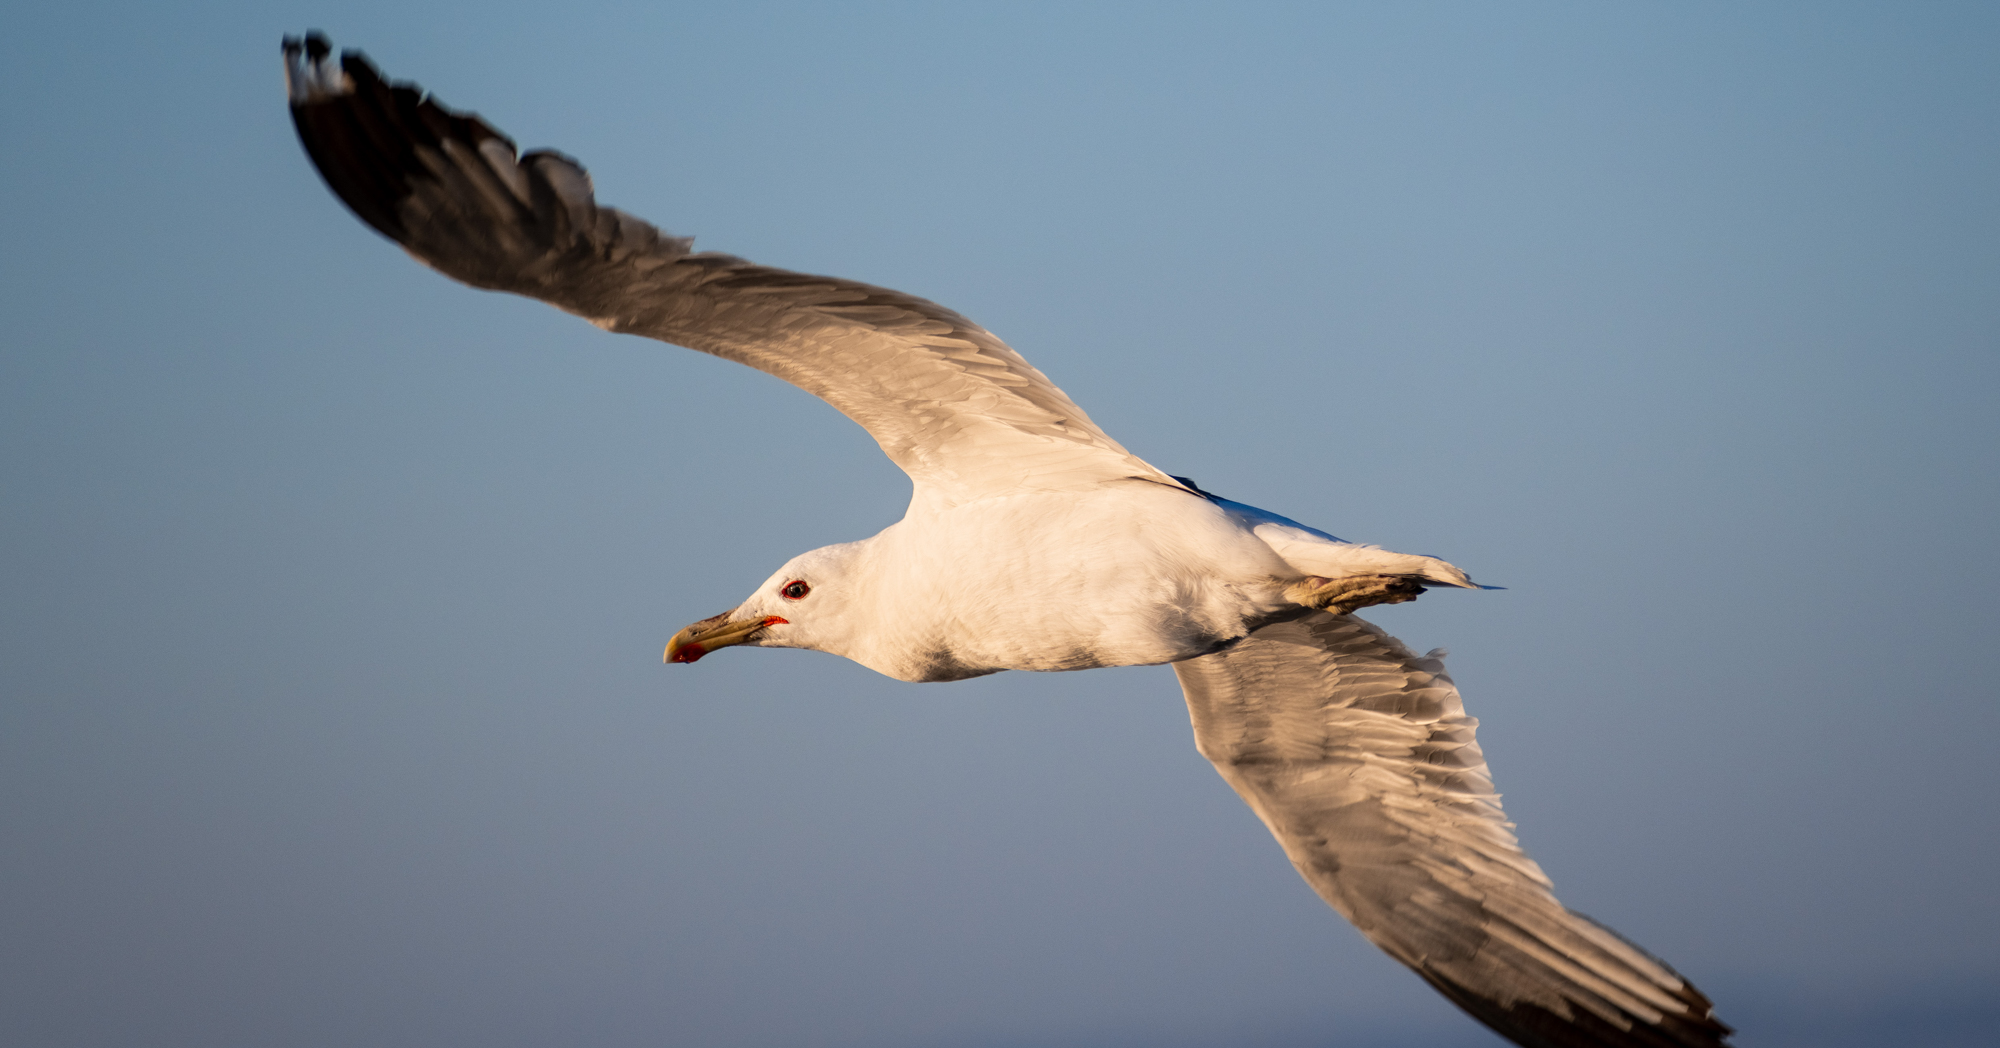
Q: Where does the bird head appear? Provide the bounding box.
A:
[664,541,871,665]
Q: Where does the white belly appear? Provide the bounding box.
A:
[852,483,1300,681]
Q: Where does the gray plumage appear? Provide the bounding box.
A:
[285,43,1171,507]
[1179,613,1728,1047]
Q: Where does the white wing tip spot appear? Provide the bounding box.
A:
[282,32,353,103]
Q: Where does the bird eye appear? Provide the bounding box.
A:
[780,580,810,600]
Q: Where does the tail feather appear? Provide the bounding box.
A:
[1253,522,1483,589]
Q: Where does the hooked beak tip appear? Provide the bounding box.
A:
[662,615,786,666]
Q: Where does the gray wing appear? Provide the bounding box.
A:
[282,35,1177,507]
[1174,612,1732,1048]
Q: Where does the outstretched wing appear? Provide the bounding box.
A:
[1174,612,1731,1048]
[282,35,1178,507]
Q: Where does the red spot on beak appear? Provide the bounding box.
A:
[667,617,785,665]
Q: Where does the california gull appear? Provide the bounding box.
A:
[282,33,1732,1048]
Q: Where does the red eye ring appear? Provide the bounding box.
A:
[780,580,810,600]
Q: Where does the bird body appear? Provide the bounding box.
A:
[283,34,1732,1048]
[742,482,1295,680]
[737,480,1477,682]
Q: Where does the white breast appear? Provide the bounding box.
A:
[849,483,1299,681]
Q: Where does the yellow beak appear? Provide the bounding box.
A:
[664,611,788,664]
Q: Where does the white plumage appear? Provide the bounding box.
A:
[283,33,1731,1048]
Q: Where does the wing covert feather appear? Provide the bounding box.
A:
[1174,613,1731,1048]
[283,40,1176,505]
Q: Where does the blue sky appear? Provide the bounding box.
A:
[3,3,1997,1047]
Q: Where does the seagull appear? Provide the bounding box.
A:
[283,33,1732,1048]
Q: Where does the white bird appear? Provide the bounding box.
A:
[283,34,1732,1048]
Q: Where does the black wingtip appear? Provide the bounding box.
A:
[282,34,414,240]
[283,35,524,246]
[280,30,331,60]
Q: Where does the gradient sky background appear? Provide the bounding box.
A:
[4,3,1998,1047]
